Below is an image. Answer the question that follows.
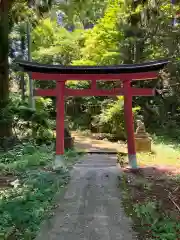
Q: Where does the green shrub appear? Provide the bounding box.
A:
[93,97,140,140]
[13,102,54,144]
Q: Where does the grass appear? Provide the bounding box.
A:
[137,142,180,168]
[118,140,180,169]
[0,143,80,239]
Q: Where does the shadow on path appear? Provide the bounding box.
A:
[71,131,127,154]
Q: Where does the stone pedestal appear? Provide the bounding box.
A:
[135,120,151,152]
[64,120,74,150]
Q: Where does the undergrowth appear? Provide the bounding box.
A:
[0,143,79,239]
[134,201,180,240]
[120,173,180,240]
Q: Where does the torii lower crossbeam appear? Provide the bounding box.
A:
[16,59,169,169]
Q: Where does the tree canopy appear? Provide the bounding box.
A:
[1,0,180,140]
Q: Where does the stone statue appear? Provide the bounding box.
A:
[136,120,147,135]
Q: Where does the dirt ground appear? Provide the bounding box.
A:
[71,131,127,153]
[119,167,180,239]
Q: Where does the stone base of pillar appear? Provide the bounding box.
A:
[53,155,68,171]
[128,154,138,169]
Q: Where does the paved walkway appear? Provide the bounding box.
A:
[36,154,136,240]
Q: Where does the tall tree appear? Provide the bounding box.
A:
[0,0,54,138]
[0,0,13,137]
[53,0,108,29]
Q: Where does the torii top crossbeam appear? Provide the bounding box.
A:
[16,59,169,169]
[17,59,168,74]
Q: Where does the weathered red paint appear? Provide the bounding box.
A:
[34,89,56,96]
[32,72,158,81]
[91,79,96,90]
[132,88,154,96]
[56,81,65,155]
[34,87,154,97]
[123,80,136,156]
[64,88,124,97]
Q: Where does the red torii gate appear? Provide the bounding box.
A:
[17,60,168,169]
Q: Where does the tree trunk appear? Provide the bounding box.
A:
[20,34,26,101]
[0,0,12,137]
[123,0,148,64]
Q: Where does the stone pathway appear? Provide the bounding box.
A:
[36,154,136,240]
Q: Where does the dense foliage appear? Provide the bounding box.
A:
[1,0,180,143]
[30,0,180,141]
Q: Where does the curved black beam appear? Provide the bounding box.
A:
[16,59,169,74]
